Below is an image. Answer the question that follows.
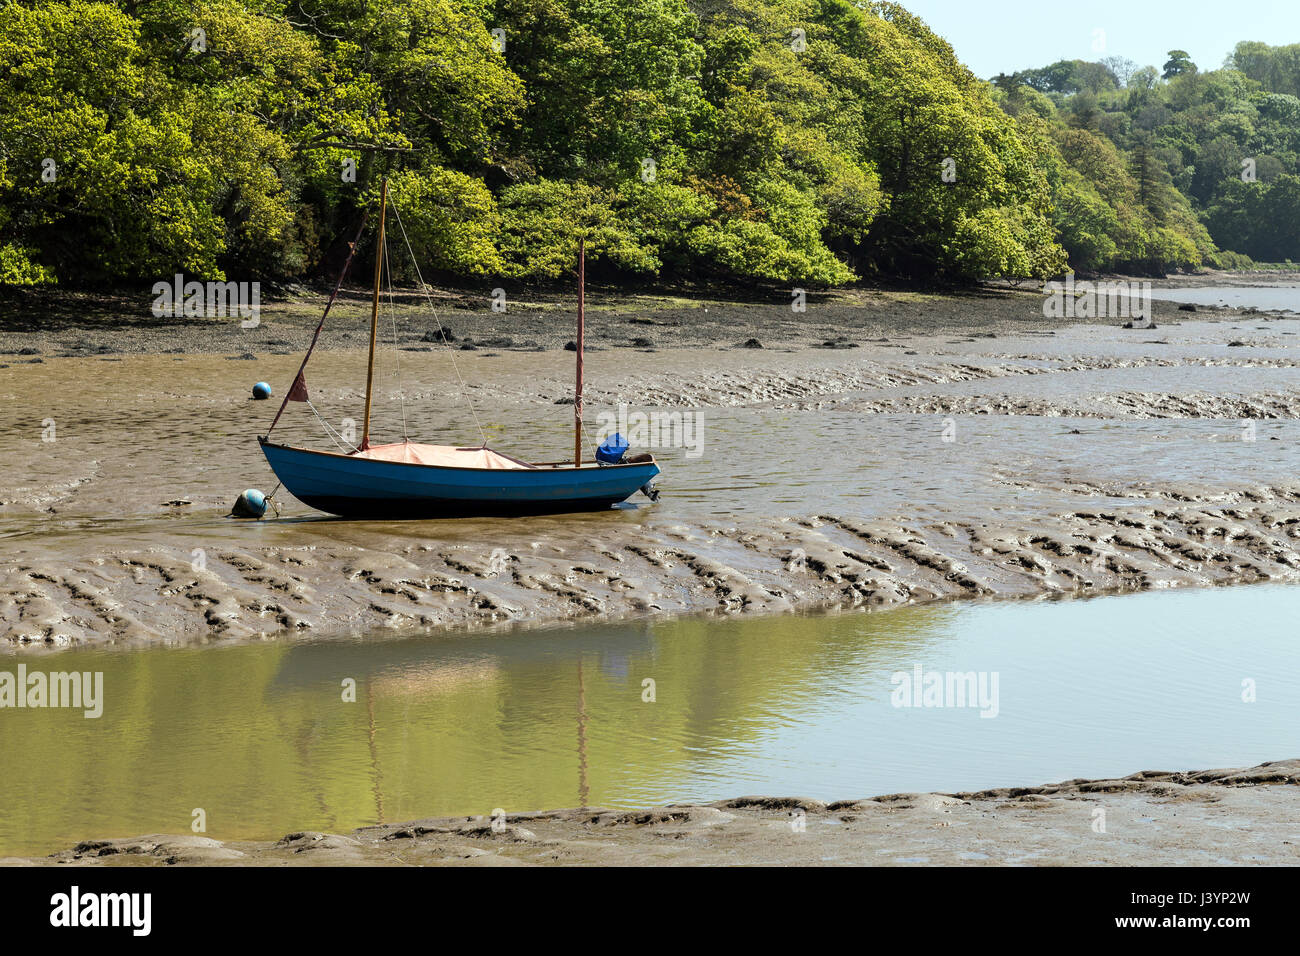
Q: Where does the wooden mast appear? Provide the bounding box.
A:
[573,237,585,467]
[361,177,389,451]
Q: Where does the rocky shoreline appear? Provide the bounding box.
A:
[5,270,1283,360]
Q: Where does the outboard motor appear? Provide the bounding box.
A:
[597,432,659,500]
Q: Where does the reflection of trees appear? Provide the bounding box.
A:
[0,605,954,854]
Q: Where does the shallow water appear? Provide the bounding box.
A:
[0,584,1296,856]
[5,315,1300,535]
[1151,285,1300,312]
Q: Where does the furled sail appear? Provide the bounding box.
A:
[352,442,532,470]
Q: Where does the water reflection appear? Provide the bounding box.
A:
[0,607,946,855]
[2,585,1298,856]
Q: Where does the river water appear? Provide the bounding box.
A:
[0,584,1297,856]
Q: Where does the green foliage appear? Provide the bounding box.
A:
[0,2,229,280]
[994,59,1118,96]
[0,243,56,285]
[4,0,1277,290]
[497,180,654,277]
[1205,175,1300,262]
[1162,50,1196,80]
[698,0,1063,280]
[1227,42,1300,96]
[385,167,504,277]
[987,36,1300,271]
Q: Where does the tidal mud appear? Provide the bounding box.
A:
[4,286,1300,648]
[5,759,1296,866]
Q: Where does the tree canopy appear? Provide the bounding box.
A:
[994,38,1300,271]
[0,1,1281,290]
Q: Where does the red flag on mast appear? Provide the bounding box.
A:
[287,370,309,402]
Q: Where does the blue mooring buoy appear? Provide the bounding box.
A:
[252,381,272,400]
[231,488,267,519]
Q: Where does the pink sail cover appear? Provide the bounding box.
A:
[351,442,533,470]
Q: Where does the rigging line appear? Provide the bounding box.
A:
[381,224,409,441]
[578,392,601,460]
[557,368,598,452]
[312,404,355,453]
[266,206,371,437]
[307,399,359,454]
[379,230,405,439]
[553,366,602,458]
[387,200,488,447]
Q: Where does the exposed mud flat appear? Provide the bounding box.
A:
[5,759,1296,866]
[10,487,1300,648]
[0,282,1161,358]
[4,287,1300,648]
[831,389,1300,418]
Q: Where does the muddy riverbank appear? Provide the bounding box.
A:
[5,281,1300,648]
[0,283,1056,360]
[4,759,1296,866]
[0,273,1274,360]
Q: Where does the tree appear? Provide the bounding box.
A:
[1162,50,1197,79]
[1101,56,1138,88]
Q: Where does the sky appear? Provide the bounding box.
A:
[900,0,1300,80]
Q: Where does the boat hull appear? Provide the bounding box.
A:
[259,438,660,518]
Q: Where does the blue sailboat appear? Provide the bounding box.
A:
[258,180,660,519]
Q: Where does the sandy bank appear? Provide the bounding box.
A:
[4,759,1296,866]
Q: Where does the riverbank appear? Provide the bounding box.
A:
[7,270,1289,360]
[5,278,1300,649]
[4,759,1295,866]
[0,281,1117,359]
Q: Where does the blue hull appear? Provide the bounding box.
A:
[259,438,660,518]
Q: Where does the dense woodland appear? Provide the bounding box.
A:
[3,0,1299,289]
